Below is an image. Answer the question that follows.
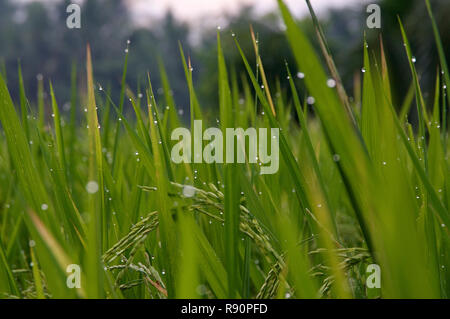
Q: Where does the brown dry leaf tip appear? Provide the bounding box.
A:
[145,277,168,297]
[28,209,87,298]
[250,25,276,117]
[188,56,193,72]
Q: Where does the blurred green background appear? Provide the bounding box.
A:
[0,0,449,118]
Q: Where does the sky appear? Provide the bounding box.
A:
[127,0,369,25]
[17,0,372,28]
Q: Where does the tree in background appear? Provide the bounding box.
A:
[0,0,192,115]
[0,0,448,120]
[325,0,450,108]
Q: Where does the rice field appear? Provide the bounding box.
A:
[0,0,448,299]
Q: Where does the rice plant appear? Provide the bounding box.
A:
[0,0,448,299]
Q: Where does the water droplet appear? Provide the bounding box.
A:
[182,185,196,198]
[41,203,48,211]
[411,56,417,63]
[86,181,99,194]
[29,240,36,247]
[361,67,366,73]
[307,96,315,105]
[124,48,129,53]
[327,79,336,88]
[333,154,341,162]
[297,72,305,79]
